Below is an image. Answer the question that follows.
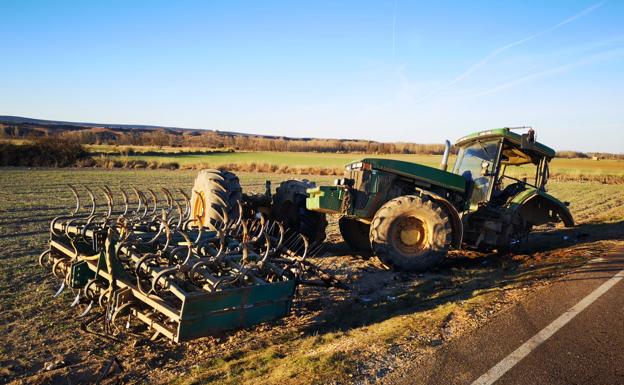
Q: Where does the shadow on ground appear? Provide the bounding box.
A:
[296,220,624,335]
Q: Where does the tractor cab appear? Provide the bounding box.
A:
[452,127,555,211]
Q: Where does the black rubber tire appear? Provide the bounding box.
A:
[190,169,242,230]
[271,179,327,244]
[369,194,452,271]
[339,217,371,253]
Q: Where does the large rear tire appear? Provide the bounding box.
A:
[271,179,327,244]
[190,169,242,230]
[369,195,452,271]
[339,217,371,253]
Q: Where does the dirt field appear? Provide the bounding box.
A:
[1,168,623,385]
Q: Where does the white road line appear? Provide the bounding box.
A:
[471,267,624,385]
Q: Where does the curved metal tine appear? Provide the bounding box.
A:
[240,220,250,263]
[68,184,81,216]
[253,213,267,242]
[172,192,184,230]
[70,291,81,307]
[99,186,113,222]
[270,221,286,250]
[83,185,97,218]
[233,201,244,228]
[147,188,158,217]
[50,185,80,237]
[120,188,129,217]
[294,234,309,260]
[103,185,115,214]
[178,189,191,219]
[145,219,166,244]
[160,221,172,251]
[53,281,66,298]
[79,301,94,317]
[213,228,226,260]
[259,231,271,262]
[161,188,174,215]
[178,230,194,265]
[221,207,230,232]
[151,266,178,295]
[131,186,143,217]
[139,190,149,219]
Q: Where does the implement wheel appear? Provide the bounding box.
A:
[271,180,327,245]
[370,195,451,271]
[191,169,242,229]
[339,217,371,254]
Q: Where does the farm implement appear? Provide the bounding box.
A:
[39,170,339,343]
[39,127,576,342]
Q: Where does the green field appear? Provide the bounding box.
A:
[110,151,439,168]
[108,151,624,176]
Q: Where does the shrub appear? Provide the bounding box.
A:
[159,161,180,170]
[0,138,89,167]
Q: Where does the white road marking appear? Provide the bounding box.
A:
[471,267,624,385]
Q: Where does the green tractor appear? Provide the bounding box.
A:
[306,127,574,271]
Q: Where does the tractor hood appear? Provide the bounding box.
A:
[359,158,466,193]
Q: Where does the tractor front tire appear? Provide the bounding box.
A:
[369,195,452,271]
[339,217,371,254]
[191,169,242,230]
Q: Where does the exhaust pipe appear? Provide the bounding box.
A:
[439,140,451,171]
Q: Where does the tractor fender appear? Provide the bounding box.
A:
[414,188,463,249]
[507,188,574,227]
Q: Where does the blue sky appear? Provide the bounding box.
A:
[1,1,623,152]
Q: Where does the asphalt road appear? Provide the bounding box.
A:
[385,248,624,385]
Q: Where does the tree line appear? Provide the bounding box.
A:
[0,123,447,154]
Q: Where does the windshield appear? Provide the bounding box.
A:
[453,140,500,206]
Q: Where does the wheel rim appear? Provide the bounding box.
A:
[392,216,428,254]
[191,191,206,226]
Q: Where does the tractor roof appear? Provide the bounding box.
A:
[455,128,556,160]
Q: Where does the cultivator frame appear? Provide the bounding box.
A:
[40,184,333,343]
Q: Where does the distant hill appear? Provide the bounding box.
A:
[0,115,446,154]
